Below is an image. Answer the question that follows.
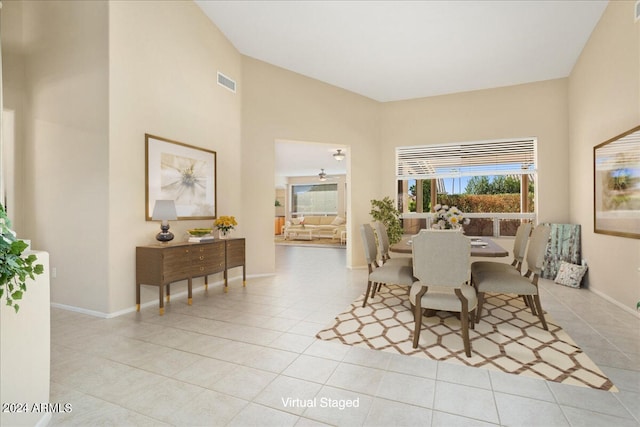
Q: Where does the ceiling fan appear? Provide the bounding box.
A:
[318,168,335,181]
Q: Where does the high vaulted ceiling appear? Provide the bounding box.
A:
[195,0,608,179]
[196,0,607,103]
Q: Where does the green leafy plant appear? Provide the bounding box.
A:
[370,197,403,244]
[0,205,44,313]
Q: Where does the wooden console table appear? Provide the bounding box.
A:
[136,238,246,315]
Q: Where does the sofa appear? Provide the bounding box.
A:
[284,215,346,240]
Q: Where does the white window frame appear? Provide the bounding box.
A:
[290,183,339,217]
[396,137,538,236]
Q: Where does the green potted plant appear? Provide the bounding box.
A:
[0,205,44,312]
[370,197,403,244]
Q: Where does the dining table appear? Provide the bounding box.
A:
[389,234,509,258]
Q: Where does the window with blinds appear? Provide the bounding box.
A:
[396,138,537,180]
[291,183,338,215]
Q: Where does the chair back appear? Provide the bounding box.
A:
[372,221,391,260]
[512,222,532,262]
[525,224,551,275]
[360,224,379,266]
[412,230,470,288]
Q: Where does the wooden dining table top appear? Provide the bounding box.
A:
[389,234,509,258]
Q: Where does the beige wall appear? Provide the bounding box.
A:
[379,79,570,224]
[241,57,380,270]
[3,0,110,311]
[569,1,640,312]
[108,1,242,312]
[2,0,242,314]
[1,1,25,229]
[2,0,637,314]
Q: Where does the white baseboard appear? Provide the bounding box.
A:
[589,287,640,318]
[50,302,111,318]
[50,273,270,318]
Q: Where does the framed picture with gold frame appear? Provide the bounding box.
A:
[145,134,217,220]
[593,125,640,239]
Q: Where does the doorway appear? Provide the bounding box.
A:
[273,139,350,253]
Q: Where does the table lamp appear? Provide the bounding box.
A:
[152,200,177,242]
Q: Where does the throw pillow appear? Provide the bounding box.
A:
[331,216,346,226]
[554,261,587,288]
[291,218,301,225]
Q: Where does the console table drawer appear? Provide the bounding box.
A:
[191,241,225,275]
[226,239,245,268]
[136,238,246,315]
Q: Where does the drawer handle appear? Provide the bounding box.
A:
[200,267,204,271]
[199,256,204,260]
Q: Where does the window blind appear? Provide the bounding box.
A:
[396,138,537,180]
[291,183,338,214]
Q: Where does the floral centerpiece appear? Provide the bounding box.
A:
[431,204,469,230]
[214,215,237,238]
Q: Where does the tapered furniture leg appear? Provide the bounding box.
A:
[362,280,373,307]
[475,292,485,323]
[159,285,165,316]
[412,287,427,348]
[456,289,471,357]
[533,295,548,330]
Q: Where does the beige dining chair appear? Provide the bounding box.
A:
[410,229,476,357]
[471,222,532,277]
[372,221,412,267]
[472,224,551,329]
[360,224,415,307]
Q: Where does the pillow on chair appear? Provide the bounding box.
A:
[554,261,587,288]
[331,216,346,225]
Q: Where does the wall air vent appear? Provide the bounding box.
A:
[217,71,236,93]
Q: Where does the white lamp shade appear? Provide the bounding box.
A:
[152,200,177,221]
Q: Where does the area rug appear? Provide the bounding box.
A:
[275,236,345,248]
[316,285,616,391]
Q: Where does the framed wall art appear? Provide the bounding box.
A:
[593,125,640,239]
[145,134,217,220]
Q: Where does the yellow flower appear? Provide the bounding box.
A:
[214,215,237,231]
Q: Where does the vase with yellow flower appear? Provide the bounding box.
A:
[214,215,237,239]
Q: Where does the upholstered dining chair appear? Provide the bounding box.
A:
[372,221,412,267]
[472,224,552,330]
[359,224,415,308]
[471,222,532,276]
[410,230,476,357]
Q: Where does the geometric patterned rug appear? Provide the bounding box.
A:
[316,285,617,391]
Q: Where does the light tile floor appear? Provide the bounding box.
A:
[49,246,640,426]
